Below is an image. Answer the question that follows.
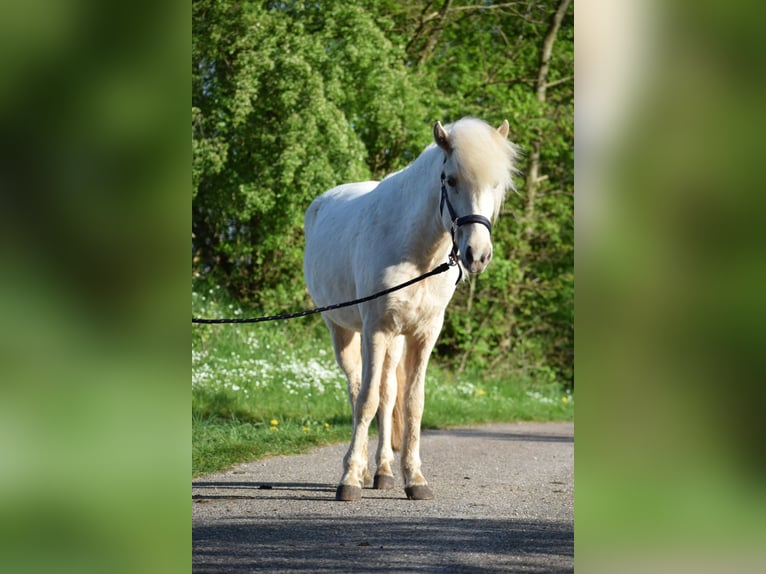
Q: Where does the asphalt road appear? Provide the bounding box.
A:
[193,421,574,573]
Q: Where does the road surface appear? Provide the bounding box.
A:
[193,421,573,573]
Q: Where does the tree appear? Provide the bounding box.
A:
[378,0,574,384]
[193,0,427,306]
[193,0,574,385]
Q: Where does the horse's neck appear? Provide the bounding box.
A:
[387,153,452,268]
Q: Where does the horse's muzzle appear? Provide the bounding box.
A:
[464,244,492,274]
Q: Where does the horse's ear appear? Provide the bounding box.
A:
[497,119,510,139]
[433,121,451,152]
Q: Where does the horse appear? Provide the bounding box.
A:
[303,117,518,501]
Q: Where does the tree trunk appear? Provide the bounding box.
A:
[524,0,571,229]
[408,0,454,68]
[509,0,571,364]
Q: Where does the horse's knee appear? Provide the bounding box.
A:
[354,397,379,427]
[348,381,360,408]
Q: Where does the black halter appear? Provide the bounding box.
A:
[440,169,493,283]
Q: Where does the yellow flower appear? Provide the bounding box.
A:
[270,426,278,431]
[562,396,569,404]
[475,389,486,396]
[303,426,309,433]
[270,419,279,426]
[323,422,330,430]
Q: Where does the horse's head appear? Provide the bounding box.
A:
[434,118,517,274]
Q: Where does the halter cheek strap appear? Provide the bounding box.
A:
[440,172,493,234]
[440,170,493,284]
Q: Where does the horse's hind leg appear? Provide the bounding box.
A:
[373,335,404,490]
[326,322,372,486]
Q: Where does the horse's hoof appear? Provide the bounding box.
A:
[404,485,434,500]
[373,474,396,490]
[336,485,363,501]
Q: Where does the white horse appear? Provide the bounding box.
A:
[303,117,517,501]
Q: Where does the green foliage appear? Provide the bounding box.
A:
[193,0,427,308]
[390,1,574,386]
[193,1,573,385]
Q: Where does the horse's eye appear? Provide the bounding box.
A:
[447,176,457,188]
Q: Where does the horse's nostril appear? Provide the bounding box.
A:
[465,245,474,264]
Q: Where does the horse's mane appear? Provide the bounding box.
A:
[449,117,519,221]
[379,117,518,222]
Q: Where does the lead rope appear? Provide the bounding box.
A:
[192,163,495,325]
[191,258,457,324]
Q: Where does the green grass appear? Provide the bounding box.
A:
[192,285,573,477]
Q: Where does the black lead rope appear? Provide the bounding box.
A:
[193,162,494,325]
[192,260,456,325]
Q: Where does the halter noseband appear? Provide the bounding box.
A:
[440,169,493,283]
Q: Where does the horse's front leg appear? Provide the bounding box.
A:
[337,330,390,501]
[373,335,404,490]
[401,329,441,500]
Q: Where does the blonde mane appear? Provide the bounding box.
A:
[449,117,519,221]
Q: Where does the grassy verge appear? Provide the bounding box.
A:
[192,285,573,477]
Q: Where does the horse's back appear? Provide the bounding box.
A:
[304,181,378,234]
[304,181,380,323]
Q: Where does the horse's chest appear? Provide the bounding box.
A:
[391,280,454,331]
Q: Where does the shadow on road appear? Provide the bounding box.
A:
[193,482,419,503]
[193,515,573,573]
[427,427,574,444]
[194,481,333,490]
